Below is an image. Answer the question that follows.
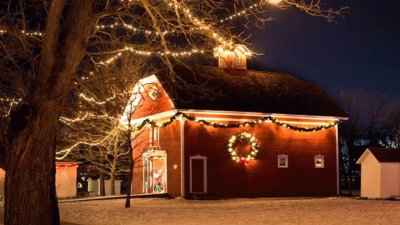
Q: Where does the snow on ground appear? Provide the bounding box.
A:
[56,197,400,225]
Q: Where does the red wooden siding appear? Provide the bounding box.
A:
[183,119,337,198]
[130,80,175,119]
[159,121,182,197]
[132,120,182,197]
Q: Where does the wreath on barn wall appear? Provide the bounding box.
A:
[227,132,259,163]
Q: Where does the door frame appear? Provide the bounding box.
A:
[142,150,167,193]
[189,154,207,193]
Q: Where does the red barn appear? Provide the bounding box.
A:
[123,49,347,198]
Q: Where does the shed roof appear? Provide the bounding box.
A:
[156,66,347,118]
[368,148,400,162]
[357,148,400,164]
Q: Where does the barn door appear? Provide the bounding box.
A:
[143,150,167,194]
[190,155,207,193]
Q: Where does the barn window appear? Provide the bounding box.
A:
[148,86,160,100]
[277,154,288,168]
[149,126,160,148]
[314,155,324,168]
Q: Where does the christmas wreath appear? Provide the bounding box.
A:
[227,132,259,163]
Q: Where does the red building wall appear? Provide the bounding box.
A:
[130,81,174,120]
[183,119,338,198]
[130,76,339,198]
[159,121,182,197]
[132,120,182,197]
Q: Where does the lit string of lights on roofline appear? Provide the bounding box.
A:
[132,111,341,132]
[56,110,340,160]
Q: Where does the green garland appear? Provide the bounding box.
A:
[228,132,259,163]
[133,111,340,132]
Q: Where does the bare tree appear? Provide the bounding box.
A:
[337,90,400,195]
[0,0,345,224]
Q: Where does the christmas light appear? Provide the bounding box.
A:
[97,47,205,66]
[56,132,115,160]
[218,2,262,23]
[0,29,44,37]
[228,132,259,163]
[78,93,116,105]
[132,111,341,132]
[96,22,174,37]
[60,113,112,124]
[267,0,283,5]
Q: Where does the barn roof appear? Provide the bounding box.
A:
[156,66,347,118]
[366,148,400,163]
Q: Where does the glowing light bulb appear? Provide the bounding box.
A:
[268,0,283,4]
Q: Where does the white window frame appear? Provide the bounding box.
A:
[315,154,325,168]
[148,85,160,100]
[149,126,160,148]
[142,150,168,194]
[277,154,289,168]
[189,154,207,194]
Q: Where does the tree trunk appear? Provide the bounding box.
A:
[4,1,94,224]
[125,128,134,208]
[125,161,134,208]
[110,173,116,195]
[99,172,105,196]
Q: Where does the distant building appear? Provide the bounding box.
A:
[56,162,78,198]
[356,148,400,198]
[122,46,347,198]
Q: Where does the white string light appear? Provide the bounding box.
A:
[78,93,116,105]
[0,29,44,37]
[98,46,205,66]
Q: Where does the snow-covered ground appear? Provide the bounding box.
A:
[56,197,400,225]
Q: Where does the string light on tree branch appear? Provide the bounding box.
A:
[0,29,44,37]
[98,47,205,65]
[96,22,174,36]
[267,0,283,5]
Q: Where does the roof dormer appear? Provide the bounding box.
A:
[214,45,252,70]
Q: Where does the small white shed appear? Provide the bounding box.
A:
[356,148,400,198]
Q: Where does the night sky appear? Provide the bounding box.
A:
[249,0,400,98]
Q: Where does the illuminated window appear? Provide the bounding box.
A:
[149,86,160,100]
[277,154,288,168]
[149,126,160,148]
[315,155,324,168]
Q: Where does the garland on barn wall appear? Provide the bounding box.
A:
[228,132,259,163]
[132,111,341,132]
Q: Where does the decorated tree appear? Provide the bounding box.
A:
[56,57,148,196]
[0,0,345,224]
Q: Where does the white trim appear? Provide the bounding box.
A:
[128,109,344,127]
[335,124,339,195]
[180,116,185,197]
[356,149,372,164]
[277,154,289,168]
[129,110,178,125]
[180,109,348,121]
[142,150,168,194]
[129,109,347,124]
[193,117,335,125]
[189,154,208,194]
[315,154,325,168]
